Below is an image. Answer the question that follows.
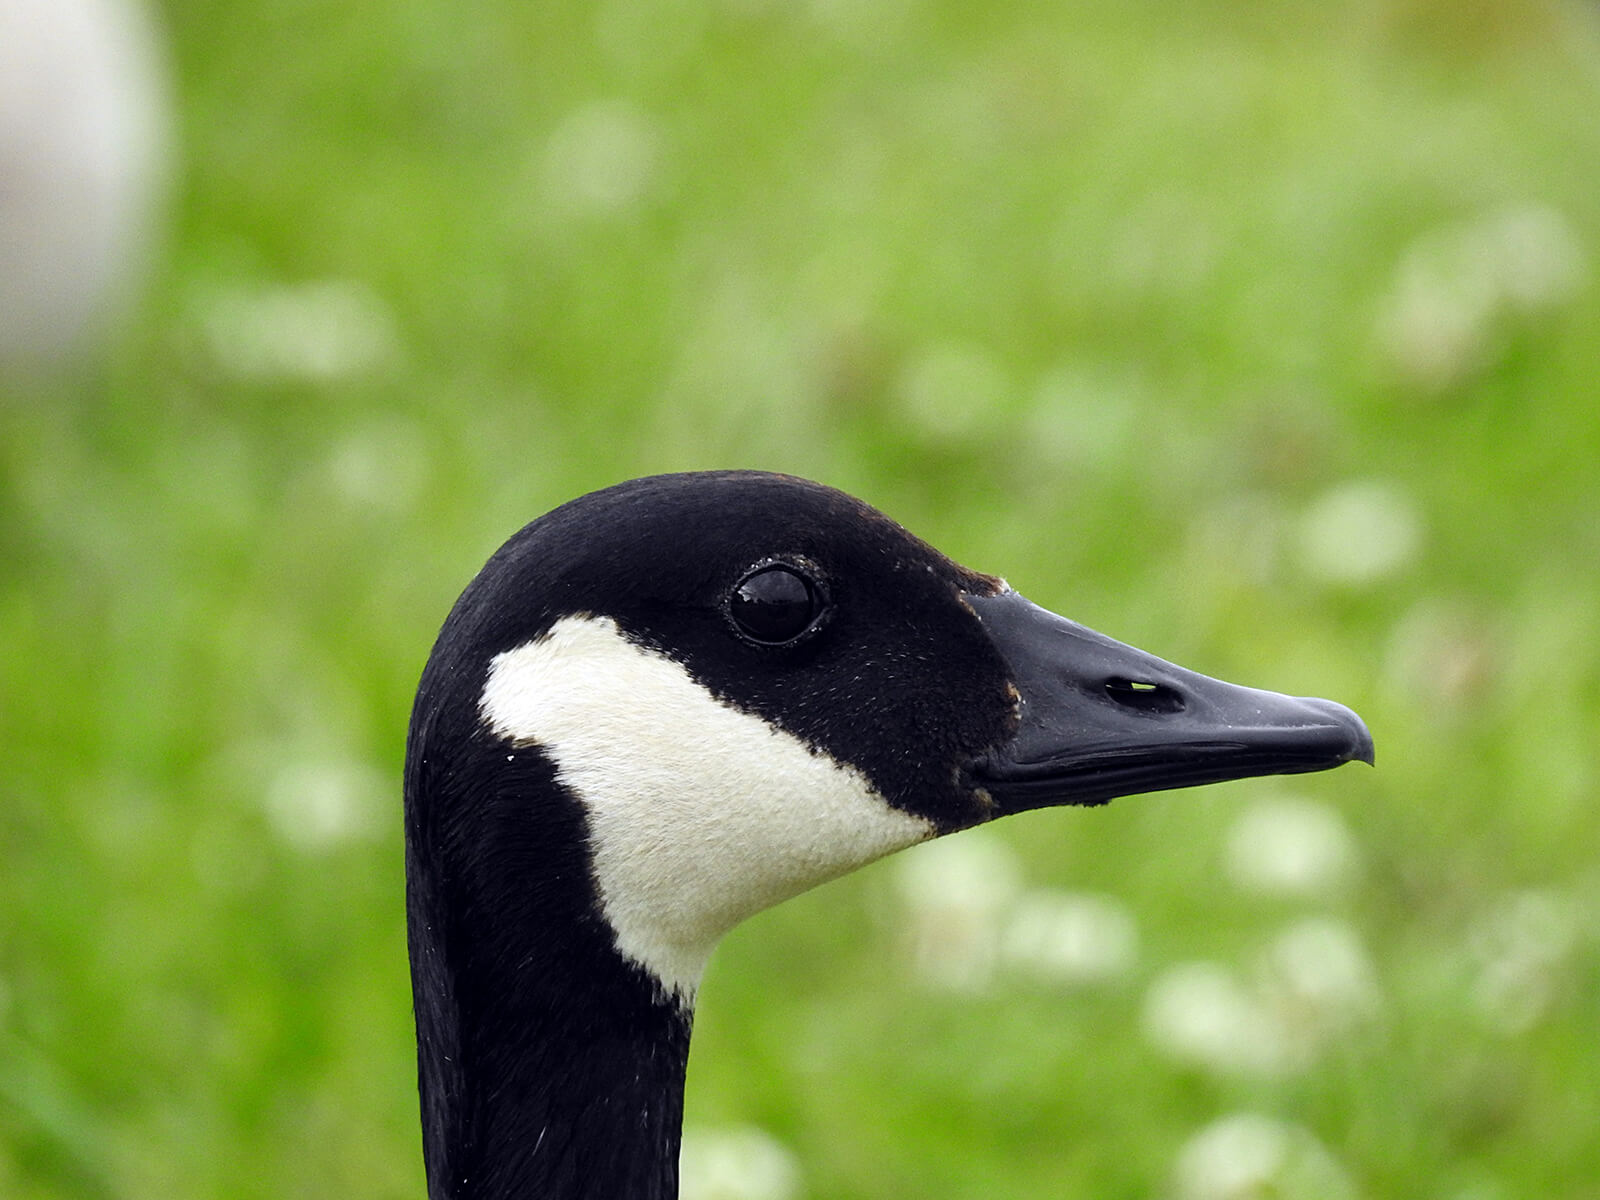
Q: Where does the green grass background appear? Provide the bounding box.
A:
[4,0,1600,1196]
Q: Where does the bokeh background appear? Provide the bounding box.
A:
[4,0,1599,1197]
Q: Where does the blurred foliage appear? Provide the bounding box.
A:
[3,0,1600,1197]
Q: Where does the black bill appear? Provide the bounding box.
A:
[966,590,1374,813]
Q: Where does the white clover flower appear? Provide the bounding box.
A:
[1026,362,1144,469]
[895,343,1009,441]
[197,279,400,383]
[1142,962,1296,1077]
[1170,1112,1358,1200]
[262,758,386,851]
[1226,796,1360,898]
[326,417,429,512]
[1297,480,1423,587]
[1382,599,1494,713]
[1261,917,1383,1035]
[539,99,662,216]
[1186,493,1288,589]
[680,1126,801,1200]
[1000,889,1139,986]
[1375,204,1587,392]
[892,830,1022,991]
[1469,889,1580,1034]
[1145,919,1381,1078]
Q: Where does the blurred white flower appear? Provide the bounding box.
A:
[327,417,429,512]
[540,99,662,216]
[1469,889,1579,1034]
[1145,920,1381,1077]
[1025,362,1143,469]
[1376,204,1587,392]
[680,1126,801,1200]
[0,0,168,363]
[595,0,705,74]
[262,758,386,851]
[1225,795,1359,897]
[1448,1177,1510,1200]
[1000,889,1139,986]
[806,0,913,44]
[1170,1112,1358,1200]
[197,279,400,383]
[1382,598,1494,714]
[1262,917,1383,1036]
[893,831,1022,991]
[896,342,1008,441]
[1143,962,1294,1076]
[659,270,818,442]
[1102,189,1220,299]
[1491,206,1587,312]
[1297,479,1423,587]
[1186,493,1288,589]
[894,836,1146,994]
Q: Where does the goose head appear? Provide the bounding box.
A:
[404,470,1372,1199]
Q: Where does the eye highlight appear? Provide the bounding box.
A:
[726,562,829,645]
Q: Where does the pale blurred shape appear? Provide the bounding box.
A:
[1142,962,1292,1076]
[327,416,429,512]
[1103,190,1220,299]
[1263,917,1383,1034]
[1377,204,1587,392]
[1187,492,1288,589]
[680,1126,801,1200]
[1297,479,1423,586]
[197,279,400,383]
[1225,795,1359,897]
[1469,889,1579,1034]
[1026,361,1142,468]
[660,269,818,438]
[896,342,1008,441]
[595,0,706,73]
[893,830,1022,990]
[1145,919,1380,1078]
[262,759,385,851]
[1170,1113,1358,1200]
[1382,598,1495,714]
[0,0,168,363]
[807,0,913,44]
[1493,206,1587,311]
[1449,1178,1510,1200]
[1001,889,1139,986]
[541,99,661,216]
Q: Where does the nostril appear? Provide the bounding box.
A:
[1104,677,1186,714]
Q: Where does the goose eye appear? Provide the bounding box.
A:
[728,564,827,645]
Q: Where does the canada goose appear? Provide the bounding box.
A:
[404,471,1373,1200]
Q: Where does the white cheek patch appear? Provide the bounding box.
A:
[478,615,934,1001]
